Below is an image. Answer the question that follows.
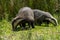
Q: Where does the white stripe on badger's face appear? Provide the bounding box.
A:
[14,19,24,27]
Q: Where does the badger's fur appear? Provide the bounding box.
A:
[33,9,58,26]
[12,7,34,31]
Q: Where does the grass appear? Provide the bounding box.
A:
[0,20,60,40]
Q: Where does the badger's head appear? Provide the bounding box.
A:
[11,17,24,31]
[45,17,58,26]
[44,12,58,26]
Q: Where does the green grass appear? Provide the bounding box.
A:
[0,20,60,40]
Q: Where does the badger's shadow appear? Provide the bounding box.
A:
[36,23,54,27]
[14,27,31,31]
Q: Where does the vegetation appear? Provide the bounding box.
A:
[0,19,60,40]
[0,0,59,20]
[0,0,60,40]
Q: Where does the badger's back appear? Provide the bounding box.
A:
[17,7,34,21]
[33,9,53,19]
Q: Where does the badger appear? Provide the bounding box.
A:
[12,7,35,31]
[19,9,58,27]
[33,9,58,26]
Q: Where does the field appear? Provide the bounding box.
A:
[0,19,60,40]
[0,0,60,40]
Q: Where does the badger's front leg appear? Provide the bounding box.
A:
[30,21,35,28]
[43,20,50,27]
[21,23,26,29]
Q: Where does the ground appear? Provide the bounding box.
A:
[0,20,60,40]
